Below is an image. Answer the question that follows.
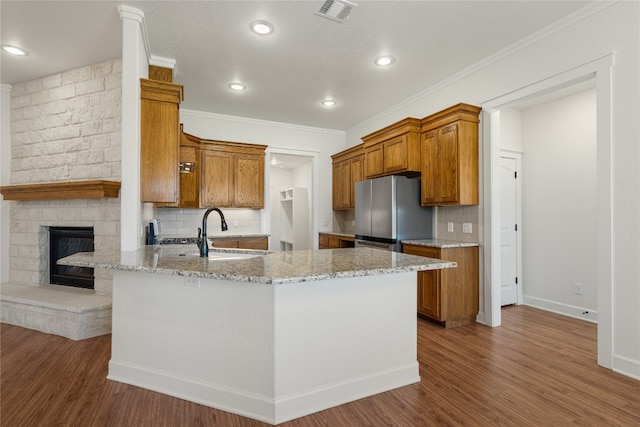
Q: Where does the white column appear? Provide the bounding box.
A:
[118,6,148,251]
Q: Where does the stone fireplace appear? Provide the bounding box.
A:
[0,194,120,339]
[0,59,122,340]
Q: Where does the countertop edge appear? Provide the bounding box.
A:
[402,239,481,248]
[59,248,456,285]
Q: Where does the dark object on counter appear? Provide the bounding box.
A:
[146,222,157,245]
[197,208,228,257]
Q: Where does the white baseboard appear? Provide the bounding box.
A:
[522,295,598,323]
[108,359,420,425]
[613,354,640,381]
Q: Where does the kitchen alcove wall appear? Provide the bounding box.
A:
[279,187,310,251]
[269,159,313,251]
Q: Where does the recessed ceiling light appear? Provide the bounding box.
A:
[2,45,27,56]
[322,99,337,107]
[251,20,274,35]
[229,83,246,91]
[375,55,395,66]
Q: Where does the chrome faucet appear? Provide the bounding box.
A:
[197,207,228,257]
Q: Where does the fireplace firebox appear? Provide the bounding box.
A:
[49,227,95,289]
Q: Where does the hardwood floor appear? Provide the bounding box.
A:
[2,306,639,426]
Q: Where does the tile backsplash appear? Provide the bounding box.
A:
[155,208,262,237]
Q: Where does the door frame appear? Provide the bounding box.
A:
[264,147,320,248]
[481,53,614,369]
[499,150,523,306]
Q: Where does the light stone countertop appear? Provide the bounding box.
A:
[401,239,481,248]
[59,245,456,285]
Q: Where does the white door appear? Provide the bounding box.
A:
[500,156,519,306]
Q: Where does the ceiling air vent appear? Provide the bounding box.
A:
[314,0,357,23]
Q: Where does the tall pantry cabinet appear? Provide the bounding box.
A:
[140,78,183,205]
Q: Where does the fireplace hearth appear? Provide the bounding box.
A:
[49,227,95,289]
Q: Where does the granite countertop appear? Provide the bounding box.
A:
[401,239,481,248]
[59,245,456,285]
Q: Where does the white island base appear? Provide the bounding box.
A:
[108,269,419,424]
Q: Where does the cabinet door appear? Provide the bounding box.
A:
[383,135,408,174]
[234,154,264,208]
[350,155,364,208]
[364,143,384,178]
[421,130,438,205]
[200,150,233,207]
[237,237,268,250]
[140,97,179,203]
[339,160,351,208]
[319,234,330,249]
[332,163,341,210]
[213,239,238,248]
[179,146,199,208]
[438,124,459,203]
[417,270,441,319]
[332,159,352,210]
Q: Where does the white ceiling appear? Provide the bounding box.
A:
[1,1,590,131]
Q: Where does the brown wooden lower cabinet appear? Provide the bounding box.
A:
[212,236,268,250]
[402,244,479,327]
[318,233,355,249]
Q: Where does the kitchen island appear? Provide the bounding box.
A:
[60,246,455,424]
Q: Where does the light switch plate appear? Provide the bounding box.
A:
[447,222,454,232]
[462,223,472,233]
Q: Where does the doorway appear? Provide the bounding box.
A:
[266,149,318,251]
[482,53,614,368]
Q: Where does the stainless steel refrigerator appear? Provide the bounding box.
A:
[355,175,433,252]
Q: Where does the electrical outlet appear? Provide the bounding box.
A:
[447,222,454,233]
[184,277,200,288]
[462,223,472,234]
[573,282,584,295]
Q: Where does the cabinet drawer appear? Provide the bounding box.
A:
[328,236,341,248]
[237,237,268,250]
[402,244,440,259]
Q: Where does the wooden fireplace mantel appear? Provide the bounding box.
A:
[0,180,121,201]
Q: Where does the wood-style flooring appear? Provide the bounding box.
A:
[1,306,639,426]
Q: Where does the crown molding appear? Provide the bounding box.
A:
[346,0,619,138]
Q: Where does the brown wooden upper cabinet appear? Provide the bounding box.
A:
[420,103,481,206]
[140,78,184,205]
[361,118,421,179]
[199,138,266,209]
[331,144,364,210]
[178,130,200,208]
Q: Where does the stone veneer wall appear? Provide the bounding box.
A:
[8,60,122,295]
